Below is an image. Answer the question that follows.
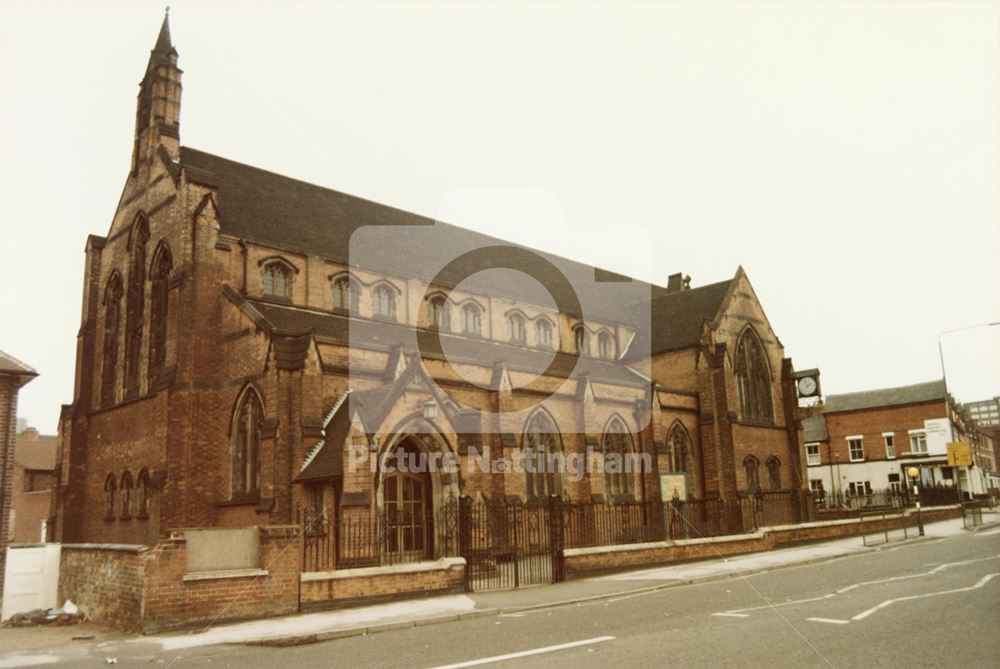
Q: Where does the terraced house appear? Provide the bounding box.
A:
[52,17,810,625]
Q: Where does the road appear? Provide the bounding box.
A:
[25,529,1000,668]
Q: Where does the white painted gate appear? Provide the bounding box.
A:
[2,544,60,621]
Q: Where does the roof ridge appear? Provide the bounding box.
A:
[826,379,944,398]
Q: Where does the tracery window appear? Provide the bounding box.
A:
[101,274,124,406]
[333,275,359,312]
[232,388,263,498]
[524,411,562,500]
[536,319,553,349]
[120,470,133,519]
[508,313,526,343]
[373,284,396,319]
[667,423,690,474]
[766,456,782,490]
[262,261,292,299]
[124,218,149,397]
[603,416,634,498]
[743,455,761,491]
[428,296,449,331]
[462,304,482,335]
[148,243,172,378]
[735,328,774,423]
[597,331,615,359]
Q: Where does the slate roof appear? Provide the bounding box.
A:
[802,415,828,442]
[182,147,735,353]
[823,380,946,414]
[0,350,37,377]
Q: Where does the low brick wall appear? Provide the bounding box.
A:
[59,526,300,632]
[59,544,146,630]
[300,557,466,611]
[564,505,962,579]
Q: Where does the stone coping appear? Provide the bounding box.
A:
[183,568,270,582]
[301,557,466,582]
[60,543,147,553]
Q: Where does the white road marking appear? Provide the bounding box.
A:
[851,573,998,621]
[712,612,750,618]
[0,655,59,669]
[423,636,616,669]
[806,617,850,625]
[975,529,1000,537]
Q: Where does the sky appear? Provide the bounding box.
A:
[1,0,998,433]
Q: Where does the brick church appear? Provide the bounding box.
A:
[54,16,808,550]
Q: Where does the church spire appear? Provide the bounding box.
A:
[131,9,182,176]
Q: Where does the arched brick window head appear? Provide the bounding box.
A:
[137,468,151,519]
[536,319,553,349]
[124,218,149,398]
[735,328,774,423]
[428,296,449,331]
[232,389,263,499]
[373,285,396,320]
[524,411,562,501]
[743,455,761,492]
[148,244,172,377]
[508,313,526,343]
[120,471,134,519]
[462,304,481,335]
[603,417,634,499]
[333,276,359,313]
[574,326,589,356]
[104,474,117,521]
[598,331,615,360]
[667,423,690,474]
[766,456,782,490]
[101,274,124,407]
[262,261,292,299]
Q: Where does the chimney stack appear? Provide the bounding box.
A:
[666,273,692,293]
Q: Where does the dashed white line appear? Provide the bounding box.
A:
[851,573,999,621]
[712,612,750,618]
[423,636,616,669]
[806,617,850,625]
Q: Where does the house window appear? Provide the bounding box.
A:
[848,437,864,462]
[120,471,133,520]
[805,443,821,466]
[23,471,52,493]
[536,319,553,349]
[766,456,781,490]
[848,481,872,497]
[603,417,634,498]
[428,296,449,330]
[101,274,123,406]
[262,261,293,299]
[573,326,589,356]
[597,331,615,359]
[524,411,562,500]
[888,473,902,495]
[909,433,928,454]
[124,217,149,398]
[743,455,760,491]
[508,313,526,343]
[232,388,263,499]
[667,423,690,473]
[333,276,359,313]
[372,285,396,319]
[809,479,825,495]
[148,243,172,378]
[462,304,482,335]
[104,474,117,521]
[137,468,151,518]
[883,434,896,459]
[735,328,774,423]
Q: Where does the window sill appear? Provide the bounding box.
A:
[848,458,865,463]
[216,494,261,508]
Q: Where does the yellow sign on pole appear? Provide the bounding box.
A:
[947,441,972,467]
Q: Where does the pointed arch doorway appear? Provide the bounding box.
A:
[381,438,433,562]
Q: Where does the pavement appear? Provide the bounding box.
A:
[1,510,997,665]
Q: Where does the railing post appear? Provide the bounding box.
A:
[548,494,564,583]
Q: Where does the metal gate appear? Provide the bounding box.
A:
[460,496,563,591]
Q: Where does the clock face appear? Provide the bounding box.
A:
[797,376,817,396]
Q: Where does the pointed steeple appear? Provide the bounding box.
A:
[131,10,183,176]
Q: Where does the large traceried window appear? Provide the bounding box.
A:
[735,328,773,423]
[262,261,293,299]
[508,313,526,343]
[148,243,172,378]
[743,455,760,491]
[101,273,124,406]
[603,416,634,498]
[462,303,482,335]
[428,296,450,331]
[523,411,562,501]
[231,388,264,499]
[373,284,396,320]
[536,319,553,349]
[667,423,690,473]
[332,275,359,313]
[124,218,149,398]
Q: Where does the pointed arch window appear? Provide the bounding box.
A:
[120,471,134,519]
[428,296,449,331]
[231,389,264,499]
[508,313,526,343]
[137,468,151,519]
[743,455,761,491]
[101,274,124,406]
[524,411,562,501]
[574,325,589,356]
[735,328,774,423]
[597,331,615,360]
[536,319,553,349]
[667,423,691,474]
[766,456,782,490]
[104,474,117,521]
[124,218,149,398]
[603,417,634,498]
[462,303,482,336]
[333,275,359,313]
[262,261,293,299]
[373,284,396,320]
[148,243,172,378]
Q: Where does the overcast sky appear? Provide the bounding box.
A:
[1,1,998,433]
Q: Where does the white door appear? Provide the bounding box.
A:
[2,544,60,621]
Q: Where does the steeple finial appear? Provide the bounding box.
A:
[153,8,174,55]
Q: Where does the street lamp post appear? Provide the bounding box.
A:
[908,466,924,536]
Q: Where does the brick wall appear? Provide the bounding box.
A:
[300,557,465,611]
[0,377,17,602]
[59,544,145,630]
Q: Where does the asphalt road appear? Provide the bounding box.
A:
[37,529,1000,668]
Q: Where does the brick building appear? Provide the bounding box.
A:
[11,427,57,543]
[0,350,38,600]
[55,17,808,562]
